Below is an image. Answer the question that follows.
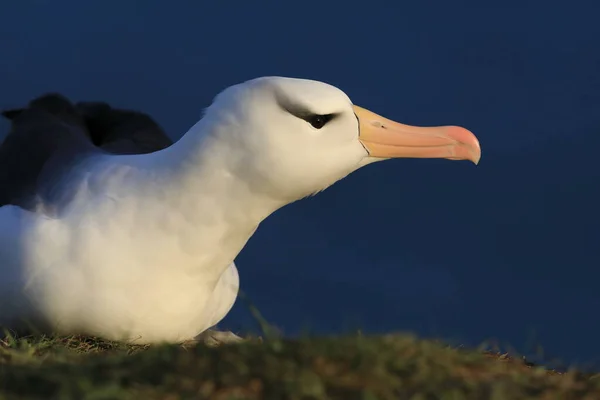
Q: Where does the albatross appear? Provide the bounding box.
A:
[0,77,481,344]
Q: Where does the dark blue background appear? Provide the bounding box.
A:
[1,0,599,368]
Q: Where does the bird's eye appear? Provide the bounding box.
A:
[306,114,333,129]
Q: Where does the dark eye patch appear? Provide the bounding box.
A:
[274,90,339,130]
[301,113,335,129]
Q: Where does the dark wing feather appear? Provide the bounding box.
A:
[76,101,173,154]
[0,94,174,210]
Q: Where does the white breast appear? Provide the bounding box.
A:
[11,158,250,343]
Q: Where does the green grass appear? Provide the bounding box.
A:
[1,332,599,399]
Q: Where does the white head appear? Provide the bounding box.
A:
[191,77,481,202]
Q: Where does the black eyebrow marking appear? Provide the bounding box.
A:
[274,89,340,122]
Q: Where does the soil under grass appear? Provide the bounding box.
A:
[1,333,599,399]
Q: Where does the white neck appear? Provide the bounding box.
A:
[122,115,288,268]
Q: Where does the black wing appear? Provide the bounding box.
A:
[0,93,174,210]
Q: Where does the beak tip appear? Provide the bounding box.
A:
[448,125,481,165]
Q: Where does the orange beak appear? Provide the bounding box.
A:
[354,105,481,164]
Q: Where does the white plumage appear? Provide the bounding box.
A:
[0,77,480,343]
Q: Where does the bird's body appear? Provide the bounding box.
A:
[0,77,480,343]
[0,103,252,343]
[1,154,243,342]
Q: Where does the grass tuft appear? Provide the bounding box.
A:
[1,332,599,399]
